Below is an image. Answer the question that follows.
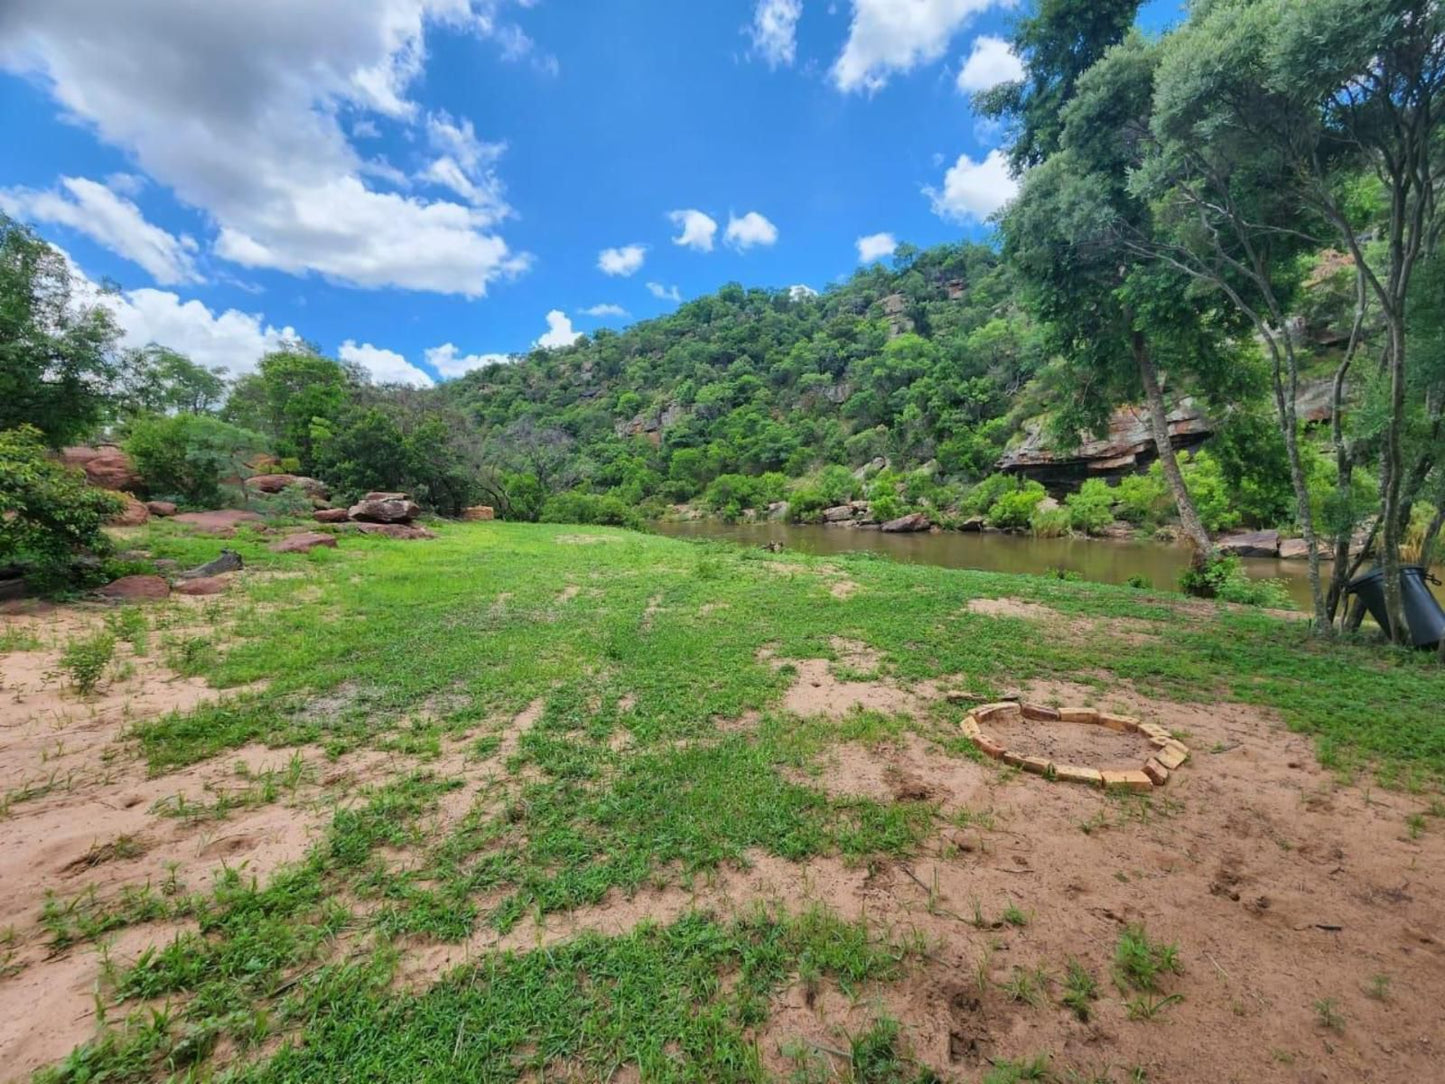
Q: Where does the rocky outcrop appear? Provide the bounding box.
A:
[353,522,436,540]
[177,550,243,579]
[97,574,169,600]
[144,500,177,517]
[61,446,140,491]
[314,508,350,523]
[1279,538,1310,560]
[105,493,150,527]
[615,402,685,444]
[1218,529,1280,558]
[248,473,329,499]
[999,400,1213,486]
[461,506,495,521]
[347,493,420,524]
[881,512,931,533]
[269,531,338,554]
[173,575,233,596]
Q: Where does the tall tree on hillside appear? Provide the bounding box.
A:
[1131,0,1444,639]
[225,348,353,471]
[0,215,120,447]
[974,0,1142,170]
[115,345,228,416]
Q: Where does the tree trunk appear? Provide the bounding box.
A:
[1266,333,1329,632]
[1379,318,1409,644]
[1132,330,1211,565]
[1326,270,1367,626]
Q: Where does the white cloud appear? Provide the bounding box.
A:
[580,303,630,318]
[724,211,779,251]
[425,341,512,377]
[668,209,718,252]
[955,34,1023,92]
[788,283,818,299]
[0,176,201,285]
[749,0,803,68]
[420,110,510,214]
[832,0,1008,93]
[598,244,647,276]
[535,309,582,349]
[352,119,382,139]
[855,231,897,262]
[926,148,1017,222]
[339,339,435,386]
[646,282,682,302]
[0,0,533,297]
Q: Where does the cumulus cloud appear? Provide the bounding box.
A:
[955,34,1023,93]
[855,231,897,262]
[724,211,779,251]
[925,148,1017,222]
[580,303,629,318]
[598,244,647,276]
[788,283,818,299]
[418,110,510,214]
[748,0,803,68]
[646,282,682,302]
[833,0,1007,93]
[668,210,718,253]
[338,339,435,386]
[425,341,512,377]
[535,309,582,349]
[0,176,201,285]
[0,0,533,296]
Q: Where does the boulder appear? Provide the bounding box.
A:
[98,574,170,600]
[177,549,244,579]
[105,493,150,527]
[822,504,856,523]
[269,531,338,554]
[348,495,420,524]
[1279,538,1310,561]
[767,501,790,521]
[353,522,435,540]
[173,509,265,535]
[461,506,495,521]
[881,512,931,533]
[144,500,177,517]
[959,516,985,532]
[852,456,888,481]
[1218,529,1281,558]
[314,508,351,523]
[174,575,233,596]
[60,445,140,490]
[248,473,330,499]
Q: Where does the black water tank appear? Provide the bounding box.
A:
[1347,565,1445,648]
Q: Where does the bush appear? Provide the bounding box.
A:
[1114,471,1170,527]
[125,413,268,508]
[962,473,1019,516]
[1177,553,1290,607]
[870,493,904,522]
[249,485,316,521]
[987,480,1047,530]
[1030,503,1071,537]
[539,491,645,530]
[60,630,116,695]
[1065,479,1115,535]
[1177,452,1239,533]
[0,425,124,592]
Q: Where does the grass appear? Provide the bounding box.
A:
[19,519,1445,1082]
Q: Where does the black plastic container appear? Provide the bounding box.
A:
[1347,565,1445,648]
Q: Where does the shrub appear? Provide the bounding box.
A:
[124,413,268,508]
[1065,478,1115,535]
[870,494,904,522]
[961,473,1018,516]
[1177,553,1290,607]
[1030,503,1071,537]
[539,491,644,530]
[60,630,116,695]
[0,425,123,593]
[1178,451,1239,533]
[1114,471,1171,527]
[987,481,1047,530]
[249,485,315,521]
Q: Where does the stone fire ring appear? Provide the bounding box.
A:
[961,702,1190,792]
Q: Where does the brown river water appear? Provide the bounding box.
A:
[656,520,1326,610]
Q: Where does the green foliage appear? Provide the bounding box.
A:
[539,491,646,530]
[0,425,123,592]
[115,346,227,416]
[59,631,116,695]
[1066,478,1117,535]
[1030,502,1071,537]
[0,216,120,447]
[988,480,1047,529]
[962,473,1019,516]
[1114,923,1181,994]
[1114,471,1170,527]
[1177,554,1290,608]
[123,413,268,508]
[1178,452,1239,534]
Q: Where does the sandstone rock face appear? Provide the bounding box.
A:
[353,522,435,540]
[60,446,140,490]
[269,531,338,554]
[999,400,1213,484]
[314,508,350,523]
[348,495,420,523]
[1279,538,1310,560]
[822,504,855,523]
[144,501,177,517]
[174,575,232,596]
[105,493,150,527]
[248,474,329,499]
[97,574,169,600]
[881,512,931,533]
[461,506,495,521]
[172,510,265,535]
[1218,529,1281,558]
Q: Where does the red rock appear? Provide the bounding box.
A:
[314,508,350,523]
[144,500,177,517]
[881,512,930,533]
[60,445,140,490]
[172,509,265,535]
[97,574,169,600]
[1021,703,1061,721]
[461,506,495,522]
[248,473,330,498]
[348,496,421,523]
[1142,759,1171,785]
[1279,538,1310,560]
[173,575,232,596]
[1218,530,1280,558]
[353,522,435,540]
[105,493,150,527]
[269,531,338,554]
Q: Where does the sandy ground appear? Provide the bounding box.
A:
[2,601,1442,1083]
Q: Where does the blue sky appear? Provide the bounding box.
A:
[1,0,1181,386]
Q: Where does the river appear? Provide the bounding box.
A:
[656,520,1324,611]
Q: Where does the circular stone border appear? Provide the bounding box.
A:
[961,702,1190,791]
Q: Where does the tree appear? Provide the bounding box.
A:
[124,414,268,508]
[0,215,120,447]
[116,346,227,415]
[224,349,352,471]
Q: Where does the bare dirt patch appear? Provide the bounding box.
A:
[794,732,990,810]
[764,639,944,720]
[966,596,1061,621]
[979,715,1159,771]
[554,533,621,545]
[830,578,860,600]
